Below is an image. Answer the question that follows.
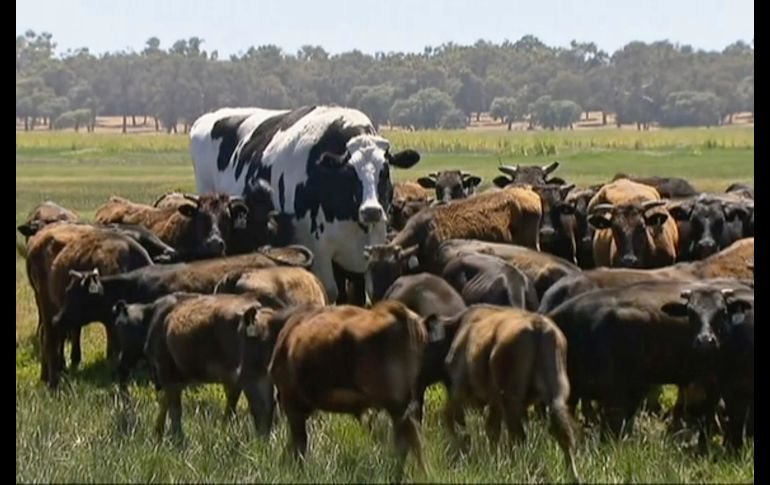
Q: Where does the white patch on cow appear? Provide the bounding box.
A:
[732,312,746,325]
[347,135,390,219]
[234,212,248,229]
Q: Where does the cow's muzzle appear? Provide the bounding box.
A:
[359,206,386,225]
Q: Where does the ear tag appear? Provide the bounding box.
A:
[407,255,419,270]
[731,313,746,325]
[88,282,100,294]
[246,309,261,338]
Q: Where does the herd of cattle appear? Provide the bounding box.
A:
[17,105,754,480]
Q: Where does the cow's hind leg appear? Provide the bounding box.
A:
[281,393,310,461]
[68,328,81,370]
[223,383,241,421]
[388,403,424,482]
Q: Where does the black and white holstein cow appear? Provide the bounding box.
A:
[190,106,421,302]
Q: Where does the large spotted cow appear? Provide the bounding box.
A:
[190,106,421,301]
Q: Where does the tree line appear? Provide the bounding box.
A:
[16,31,754,132]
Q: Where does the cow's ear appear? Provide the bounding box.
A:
[416,176,436,189]
[645,212,669,228]
[724,204,750,222]
[727,298,753,320]
[389,149,421,169]
[660,302,688,318]
[178,204,198,218]
[588,214,612,230]
[17,222,41,237]
[493,175,512,188]
[667,204,692,221]
[463,176,483,189]
[548,176,568,186]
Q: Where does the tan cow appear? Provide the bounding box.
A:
[444,305,579,481]
[214,266,329,307]
[588,179,679,268]
[269,301,433,481]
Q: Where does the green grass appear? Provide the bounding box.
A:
[16,128,754,483]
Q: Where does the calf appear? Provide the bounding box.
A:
[382,273,467,421]
[51,247,314,352]
[214,266,329,308]
[24,223,154,388]
[268,301,433,480]
[435,239,581,300]
[443,305,578,480]
[111,292,199,386]
[441,252,538,310]
[146,295,278,439]
[588,179,679,268]
[95,194,249,260]
[416,170,482,204]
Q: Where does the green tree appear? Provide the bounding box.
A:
[489,96,524,130]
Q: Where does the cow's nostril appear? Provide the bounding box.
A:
[359,207,384,224]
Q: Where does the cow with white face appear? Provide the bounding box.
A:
[190,105,421,302]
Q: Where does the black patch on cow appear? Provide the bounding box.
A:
[294,118,378,230]
[211,115,250,171]
[278,174,286,212]
[235,106,318,184]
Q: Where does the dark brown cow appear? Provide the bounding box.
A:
[145,295,278,439]
[435,239,581,299]
[416,170,483,204]
[214,266,329,308]
[443,305,579,481]
[546,278,752,443]
[531,183,579,264]
[565,187,600,268]
[23,223,154,388]
[268,301,434,480]
[611,173,698,198]
[51,247,314,352]
[383,273,467,421]
[539,236,755,313]
[95,194,249,260]
[441,252,538,310]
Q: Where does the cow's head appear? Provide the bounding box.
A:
[566,187,600,267]
[532,183,577,261]
[364,243,420,302]
[661,286,753,353]
[493,161,560,188]
[112,299,153,383]
[588,199,670,268]
[389,196,432,232]
[724,199,754,238]
[669,196,753,259]
[177,193,249,258]
[320,135,420,226]
[417,170,482,204]
[52,268,107,332]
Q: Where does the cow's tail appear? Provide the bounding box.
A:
[533,318,580,482]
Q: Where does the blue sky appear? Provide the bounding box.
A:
[16,0,753,57]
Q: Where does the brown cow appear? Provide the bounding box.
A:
[95,194,249,260]
[214,266,329,308]
[23,222,154,388]
[588,179,679,268]
[390,181,434,232]
[17,200,80,239]
[443,305,579,481]
[611,173,698,198]
[153,181,278,254]
[365,187,542,297]
[269,301,434,480]
[146,295,278,439]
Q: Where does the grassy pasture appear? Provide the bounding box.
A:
[16,128,754,483]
